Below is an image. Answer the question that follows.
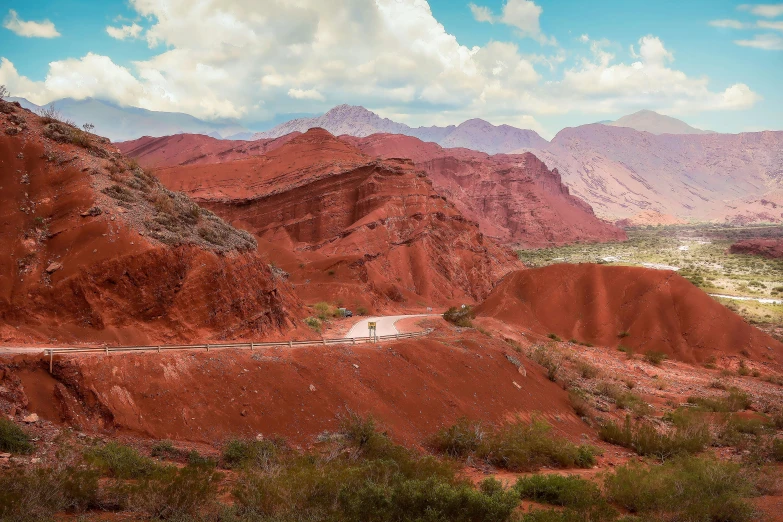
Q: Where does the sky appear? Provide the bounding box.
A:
[1,0,781,138]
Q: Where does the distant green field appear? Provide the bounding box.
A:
[518,224,783,329]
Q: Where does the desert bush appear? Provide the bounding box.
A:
[304,316,322,332]
[356,305,368,316]
[617,345,634,358]
[514,474,603,510]
[114,463,221,520]
[576,361,599,379]
[599,413,710,460]
[604,457,756,521]
[715,415,769,448]
[772,439,783,462]
[529,344,562,382]
[84,442,159,479]
[568,389,591,418]
[0,417,34,453]
[594,382,649,415]
[430,417,485,457]
[547,333,561,341]
[102,184,136,203]
[0,466,100,520]
[313,301,339,321]
[643,351,667,366]
[443,306,473,327]
[687,388,751,412]
[222,437,286,470]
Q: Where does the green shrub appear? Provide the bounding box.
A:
[618,331,630,338]
[0,466,99,520]
[430,417,485,457]
[577,361,599,379]
[643,351,667,366]
[222,438,285,469]
[529,344,562,382]
[569,390,591,418]
[304,316,322,332]
[85,442,159,479]
[514,474,603,509]
[114,463,221,519]
[547,333,561,341]
[595,382,649,415]
[356,305,368,316]
[772,439,783,462]
[604,457,756,521]
[687,388,751,412]
[599,414,710,460]
[0,417,34,454]
[443,306,474,327]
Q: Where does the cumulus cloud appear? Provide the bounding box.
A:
[735,33,783,49]
[0,0,760,125]
[106,23,143,40]
[469,0,556,45]
[758,20,783,30]
[738,3,783,18]
[3,9,60,38]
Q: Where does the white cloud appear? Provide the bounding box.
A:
[468,3,494,23]
[288,88,324,101]
[738,3,783,18]
[106,23,143,40]
[469,0,556,45]
[708,19,752,29]
[758,20,783,30]
[735,33,783,49]
[579,34,590,43]
[3,9,60,38]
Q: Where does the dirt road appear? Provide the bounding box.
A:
[345,314,437,339]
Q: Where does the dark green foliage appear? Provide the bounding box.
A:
[0,417,34,454]
[432,417,596,471]
[547,333,561,341]
[84,442,159,479]
[772,439,783,461]
[604,457,756,522]
[443,306,474,327]
[102,183,136,202]
[515,474,603,510]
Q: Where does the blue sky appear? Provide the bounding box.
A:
[1,0,781,137]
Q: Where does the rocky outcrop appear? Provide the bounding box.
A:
[0,99,301,344]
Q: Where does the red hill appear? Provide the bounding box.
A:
[474,264,782,364]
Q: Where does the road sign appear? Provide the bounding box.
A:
[368,322,377,328]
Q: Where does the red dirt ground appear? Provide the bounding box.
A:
[0,100,303,345]
[152,128,522,308]
[474,264,783,364]
[3,329,591,447]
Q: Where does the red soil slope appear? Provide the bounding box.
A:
[730,239,783,259]
[343,134,626,247]
[119,132,625,248]
[0,100,301,345]
[474,264,783,364]
[9,331,590,446]
[153,128,522,307]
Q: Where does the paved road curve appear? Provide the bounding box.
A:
[345,314,438,339]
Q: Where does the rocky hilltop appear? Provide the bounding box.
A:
[730,239,783,259]
[0,99,301,344]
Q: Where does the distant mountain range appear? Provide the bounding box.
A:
[608,109,713,135]
[8,97,250,142]
[252,104,549,153]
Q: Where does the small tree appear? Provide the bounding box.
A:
[82,122,95,132]
[0,84,9,100]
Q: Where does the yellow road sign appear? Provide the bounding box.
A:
[368,322,377,328]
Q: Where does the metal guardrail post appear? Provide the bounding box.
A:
[250,342,254,351]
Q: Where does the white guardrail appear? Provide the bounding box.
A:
[42,329,434,372]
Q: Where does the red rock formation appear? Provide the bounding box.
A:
[474,264,783,364]
[153,128,522,307]
[730,239,783,259]
[121,132,625,248]
[0,100,301,345]
[343,134,626,247]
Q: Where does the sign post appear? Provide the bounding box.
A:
[368,321,377,343]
